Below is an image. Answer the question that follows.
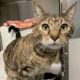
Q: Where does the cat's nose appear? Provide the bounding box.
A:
[51,36,59,41]
[50,29,60,41]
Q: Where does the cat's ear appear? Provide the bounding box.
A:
[64,2,77,21]
[33,2,45,18]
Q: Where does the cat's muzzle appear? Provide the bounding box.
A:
[34,43,62,57]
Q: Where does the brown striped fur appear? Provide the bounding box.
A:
[3,2,77,80]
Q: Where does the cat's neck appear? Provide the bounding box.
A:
[34,43,61,63]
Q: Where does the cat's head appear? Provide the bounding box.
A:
[33,2,77,50]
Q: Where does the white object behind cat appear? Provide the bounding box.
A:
[0,26,32,50]
[0,26,15,50]
[0,50,7,80]
[69,38,80,80]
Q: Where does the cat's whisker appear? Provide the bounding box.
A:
[36,44,45,53]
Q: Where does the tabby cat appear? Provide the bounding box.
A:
[3,2,77,80]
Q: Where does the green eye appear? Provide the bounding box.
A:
[42,23,50,31]
[60,23,68,31]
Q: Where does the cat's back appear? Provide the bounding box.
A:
[4,33,33,53]
[3,33,34,67]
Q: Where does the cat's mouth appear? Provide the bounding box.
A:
[34,43,62,56]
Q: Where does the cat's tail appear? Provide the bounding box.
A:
[8,26,21,39]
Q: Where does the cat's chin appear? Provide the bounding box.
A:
[49,45,62,50]
[47,44,62,50]
[40,43,63,50]
[34,43,62,55]
[42,43,63,50]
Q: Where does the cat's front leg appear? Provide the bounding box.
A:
[32,73,44,80]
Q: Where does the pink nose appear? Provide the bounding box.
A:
[50,29,60,41]
[51,36,58,41]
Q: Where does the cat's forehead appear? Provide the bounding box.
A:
[40,15,66,25]
[37,13,71,28]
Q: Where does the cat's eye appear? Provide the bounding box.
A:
[42,23,50,31]
[60,23,68,31]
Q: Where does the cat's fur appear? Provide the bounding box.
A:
[3,2,77,80]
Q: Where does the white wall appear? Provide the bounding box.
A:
[69,38,80,80]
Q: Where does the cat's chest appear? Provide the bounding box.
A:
[28,51,61,76]
[29,52,49,67]
[29,51,60,68]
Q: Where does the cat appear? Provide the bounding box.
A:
[3,2,77,80]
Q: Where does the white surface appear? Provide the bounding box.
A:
[0,26,32,50]
[0,50,7,80]
[0,26,15,50]
[69,38,80,80]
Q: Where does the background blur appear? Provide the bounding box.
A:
[0,0,80,37]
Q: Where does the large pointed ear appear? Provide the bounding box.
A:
[33,2,45,18]
[64,2,77,21]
